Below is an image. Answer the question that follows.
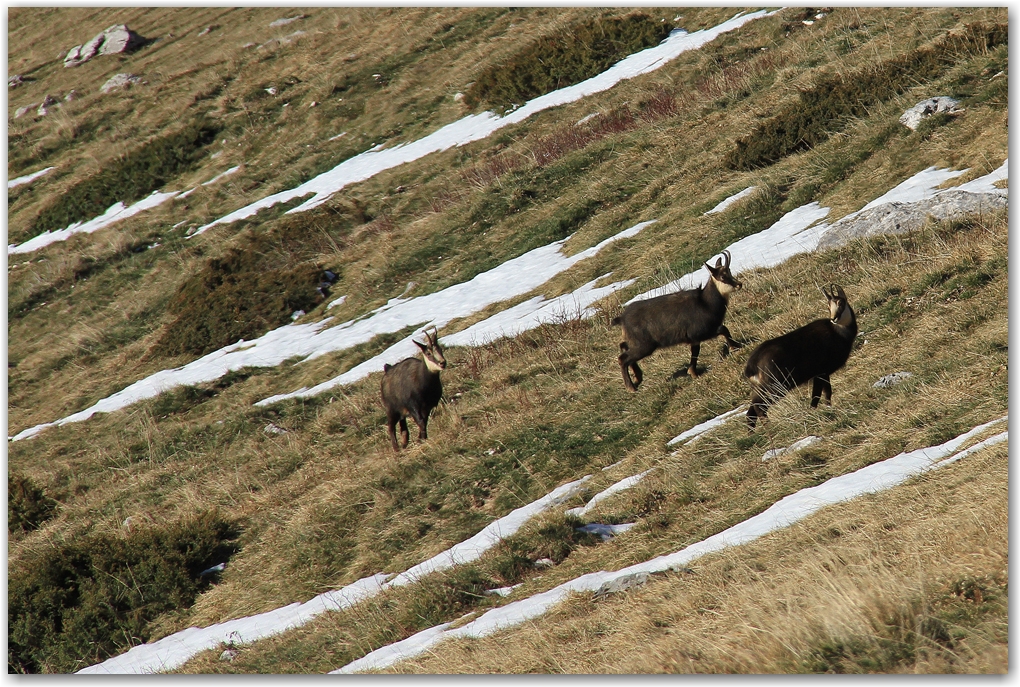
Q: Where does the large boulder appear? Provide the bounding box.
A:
[899,96,961,130]
[817,189,1007,250]
[64,24,147,67]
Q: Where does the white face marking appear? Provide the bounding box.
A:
[712,275,737,298]
[833,303,854,327]
[423,353,445,372]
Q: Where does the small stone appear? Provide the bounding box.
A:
[453,92,464,102]
[219,649,239,662]
[873,371,913,389]
[899,96,961,131]
[8,74,24,89]
[264,423,288,435]
[594,572,650,598]
[533,558,555,569]
[15,104,36,119]
[37,95,60,116]
[101,73,143,94]
[265,86,277,95]
[64,90,78,102]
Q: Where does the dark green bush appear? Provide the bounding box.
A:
[155,226,329,357]
[8,511,240,673]
[30,119,221,239]
[8,472,57,534]
[725,23,1007,170]
[465,13,672,113]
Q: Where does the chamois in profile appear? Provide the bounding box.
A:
[380,327,446,452]
[744,284,857,428]
[612,250,743,391]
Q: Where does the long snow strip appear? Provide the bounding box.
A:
[333,415,1007,673]
[78,475,591,674]
[630,161,1006,302]
[8,166,54,189]
[8,190,181,255]
[190,10,774,236]
[10,222,647,441]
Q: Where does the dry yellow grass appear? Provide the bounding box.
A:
[7,6,1007,674]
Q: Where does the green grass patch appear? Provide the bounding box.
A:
[27,119,221,243]
[8,511,241,674]
[724,22,1007,170]
[8,472,57,535]
[465,13,673,113]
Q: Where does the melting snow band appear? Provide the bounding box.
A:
[332,416,1007,674]
[78,412,1005,674]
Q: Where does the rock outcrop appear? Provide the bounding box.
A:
[899,96,961,130]
[817,189,1007,250]
[64,24,147,67]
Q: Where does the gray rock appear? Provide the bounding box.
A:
[900,96,961,130]
[101,73,143,94]
[594,571,650,598]
[65,24,146,67]
[37,94,60,116]
[219,649,239,662]
[14,103,36,119]
[8,74,23,89]
[873,371,913,389]
[817,190,1007,251]
[533,558,555,569]
[64,90,79,102]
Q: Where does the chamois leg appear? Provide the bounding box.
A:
[386,412,403,452]
[717,324,742,358]
[687,343,701,378]
[618,341,652,391]
[747,386,770,429]
[398,417,410,448]
[811,375,832,408]
[630,361,643,387]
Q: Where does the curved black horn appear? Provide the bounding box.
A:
[834,284,846,300]
[821,285,831,299]
[722,250,731,268]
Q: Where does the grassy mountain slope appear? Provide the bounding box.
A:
[7,7,1007,674]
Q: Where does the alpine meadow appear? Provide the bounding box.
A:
[7,7,1008,674]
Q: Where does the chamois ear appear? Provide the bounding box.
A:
[715,256,724,269]
[413,339,428,352]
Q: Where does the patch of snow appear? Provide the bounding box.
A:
[8,166,54,189]
[632,161,1004,304]
[201,165,241,186]
[575,113,599,126]
[484,585,521,597]
[333,416,1007,674]
[577,523,636,541]
[12,222,647,441]
[327,294,347,309]
[8,190,179,256]
[704,185,757,215]
[566,470,652,518]
[191,10,775,236]
[255,223,651,407]
[873,372,913,389]
[328,131,348,142]
[761,435,822,462]
[666,406,747,447]
[78,573,393,674]
[385,476,591,588]
[950,159,1008,195]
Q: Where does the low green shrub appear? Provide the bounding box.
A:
[465,13,672,113]
[154,218,336,358]
[725,23,1007,170]
[30,119,221,240]
[8,472,57,534]
[8,511,240,673]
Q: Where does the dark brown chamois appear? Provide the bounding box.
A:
[380,327,447,452]
[612,250,743,391]
[744,284,857,428]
